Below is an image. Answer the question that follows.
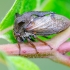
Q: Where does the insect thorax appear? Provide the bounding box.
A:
[22,32,34,38]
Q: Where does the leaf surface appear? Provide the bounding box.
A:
[0,0,70,43]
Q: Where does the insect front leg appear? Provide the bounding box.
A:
[16,36,22,55]
[16,35,26,55]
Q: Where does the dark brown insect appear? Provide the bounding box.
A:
[13,11,70,55]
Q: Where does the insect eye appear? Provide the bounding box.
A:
[18,21,25,27]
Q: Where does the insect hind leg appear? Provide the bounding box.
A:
[34,35,47,45]
[34,35,53,50]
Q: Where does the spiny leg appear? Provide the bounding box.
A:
[27,38,39,54]
[34,35,53,49]
[34,35,47,45]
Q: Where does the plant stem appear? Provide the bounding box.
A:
[47,26,70,49]
[0,26,70,67]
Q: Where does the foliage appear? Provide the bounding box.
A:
[0,0,70,70]
[0,52,39,70]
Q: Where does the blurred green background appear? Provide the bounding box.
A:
[0,0,70,70]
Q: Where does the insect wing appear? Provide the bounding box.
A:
[26,14,70,35]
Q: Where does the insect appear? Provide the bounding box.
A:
[13,11,70,55]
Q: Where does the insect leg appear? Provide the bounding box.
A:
[27,37,39,54]
[34,35,47,45]
[16,37,21,55]
[16,36,26,55]
[34,35,53,49]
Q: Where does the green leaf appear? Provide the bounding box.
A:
[42,0,70,18]
[9,56,39,70]
[0,0,70,43]
[0,0,37,43]
[0,52,39,70]
[0,52,16,70]
[0,0,37,31]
